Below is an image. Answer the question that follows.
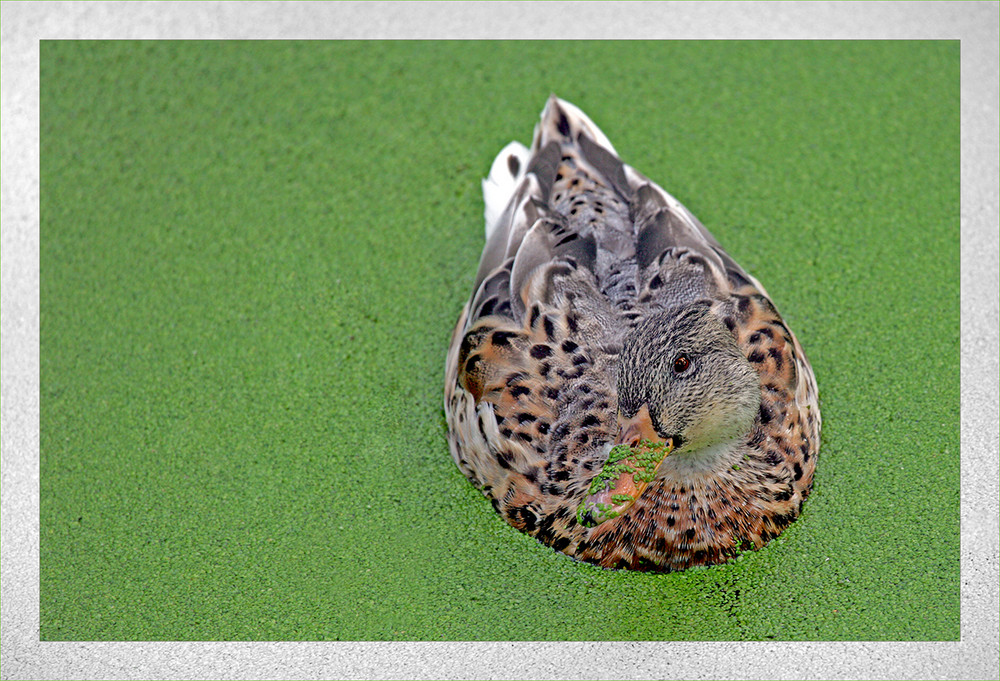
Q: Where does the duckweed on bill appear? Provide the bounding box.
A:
[586,440,672,495]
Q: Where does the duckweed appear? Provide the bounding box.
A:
[578,440,674,526]
[577,501,619,527]
[586,440,672,495]
[39,39,960,643]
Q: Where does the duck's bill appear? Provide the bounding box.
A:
[577,439,674,528]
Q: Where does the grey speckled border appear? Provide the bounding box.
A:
[2,2,997,679]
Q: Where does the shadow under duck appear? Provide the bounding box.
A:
[444,96,820,571]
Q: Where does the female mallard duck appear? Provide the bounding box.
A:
[444,96,820,571]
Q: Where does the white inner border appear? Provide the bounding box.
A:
[2,2,997,679]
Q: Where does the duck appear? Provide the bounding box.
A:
[444,96,820,571]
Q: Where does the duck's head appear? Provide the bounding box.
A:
[616,301,761,455]
[578,302,761,528]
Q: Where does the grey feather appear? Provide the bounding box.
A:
[472,175,546,295]
[509,218,598,319]
[468,258,515,326]
[577,133,631,199]
[524,141,561,202]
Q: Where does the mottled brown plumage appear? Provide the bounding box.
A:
[444,96,820,571]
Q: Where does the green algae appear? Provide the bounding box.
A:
[577,502,619,527]
[39,40,959,641]
[586,445,637,495]
[586,440,671,496]
[578,440,674,526]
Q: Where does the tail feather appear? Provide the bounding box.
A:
[531,94,618,156]
[473,96,760,328]
[481,96,623,244]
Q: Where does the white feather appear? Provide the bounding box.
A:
[482,141,530,237]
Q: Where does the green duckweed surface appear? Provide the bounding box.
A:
[40,41,959,641]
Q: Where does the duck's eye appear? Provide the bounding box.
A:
[672,354,691,374]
